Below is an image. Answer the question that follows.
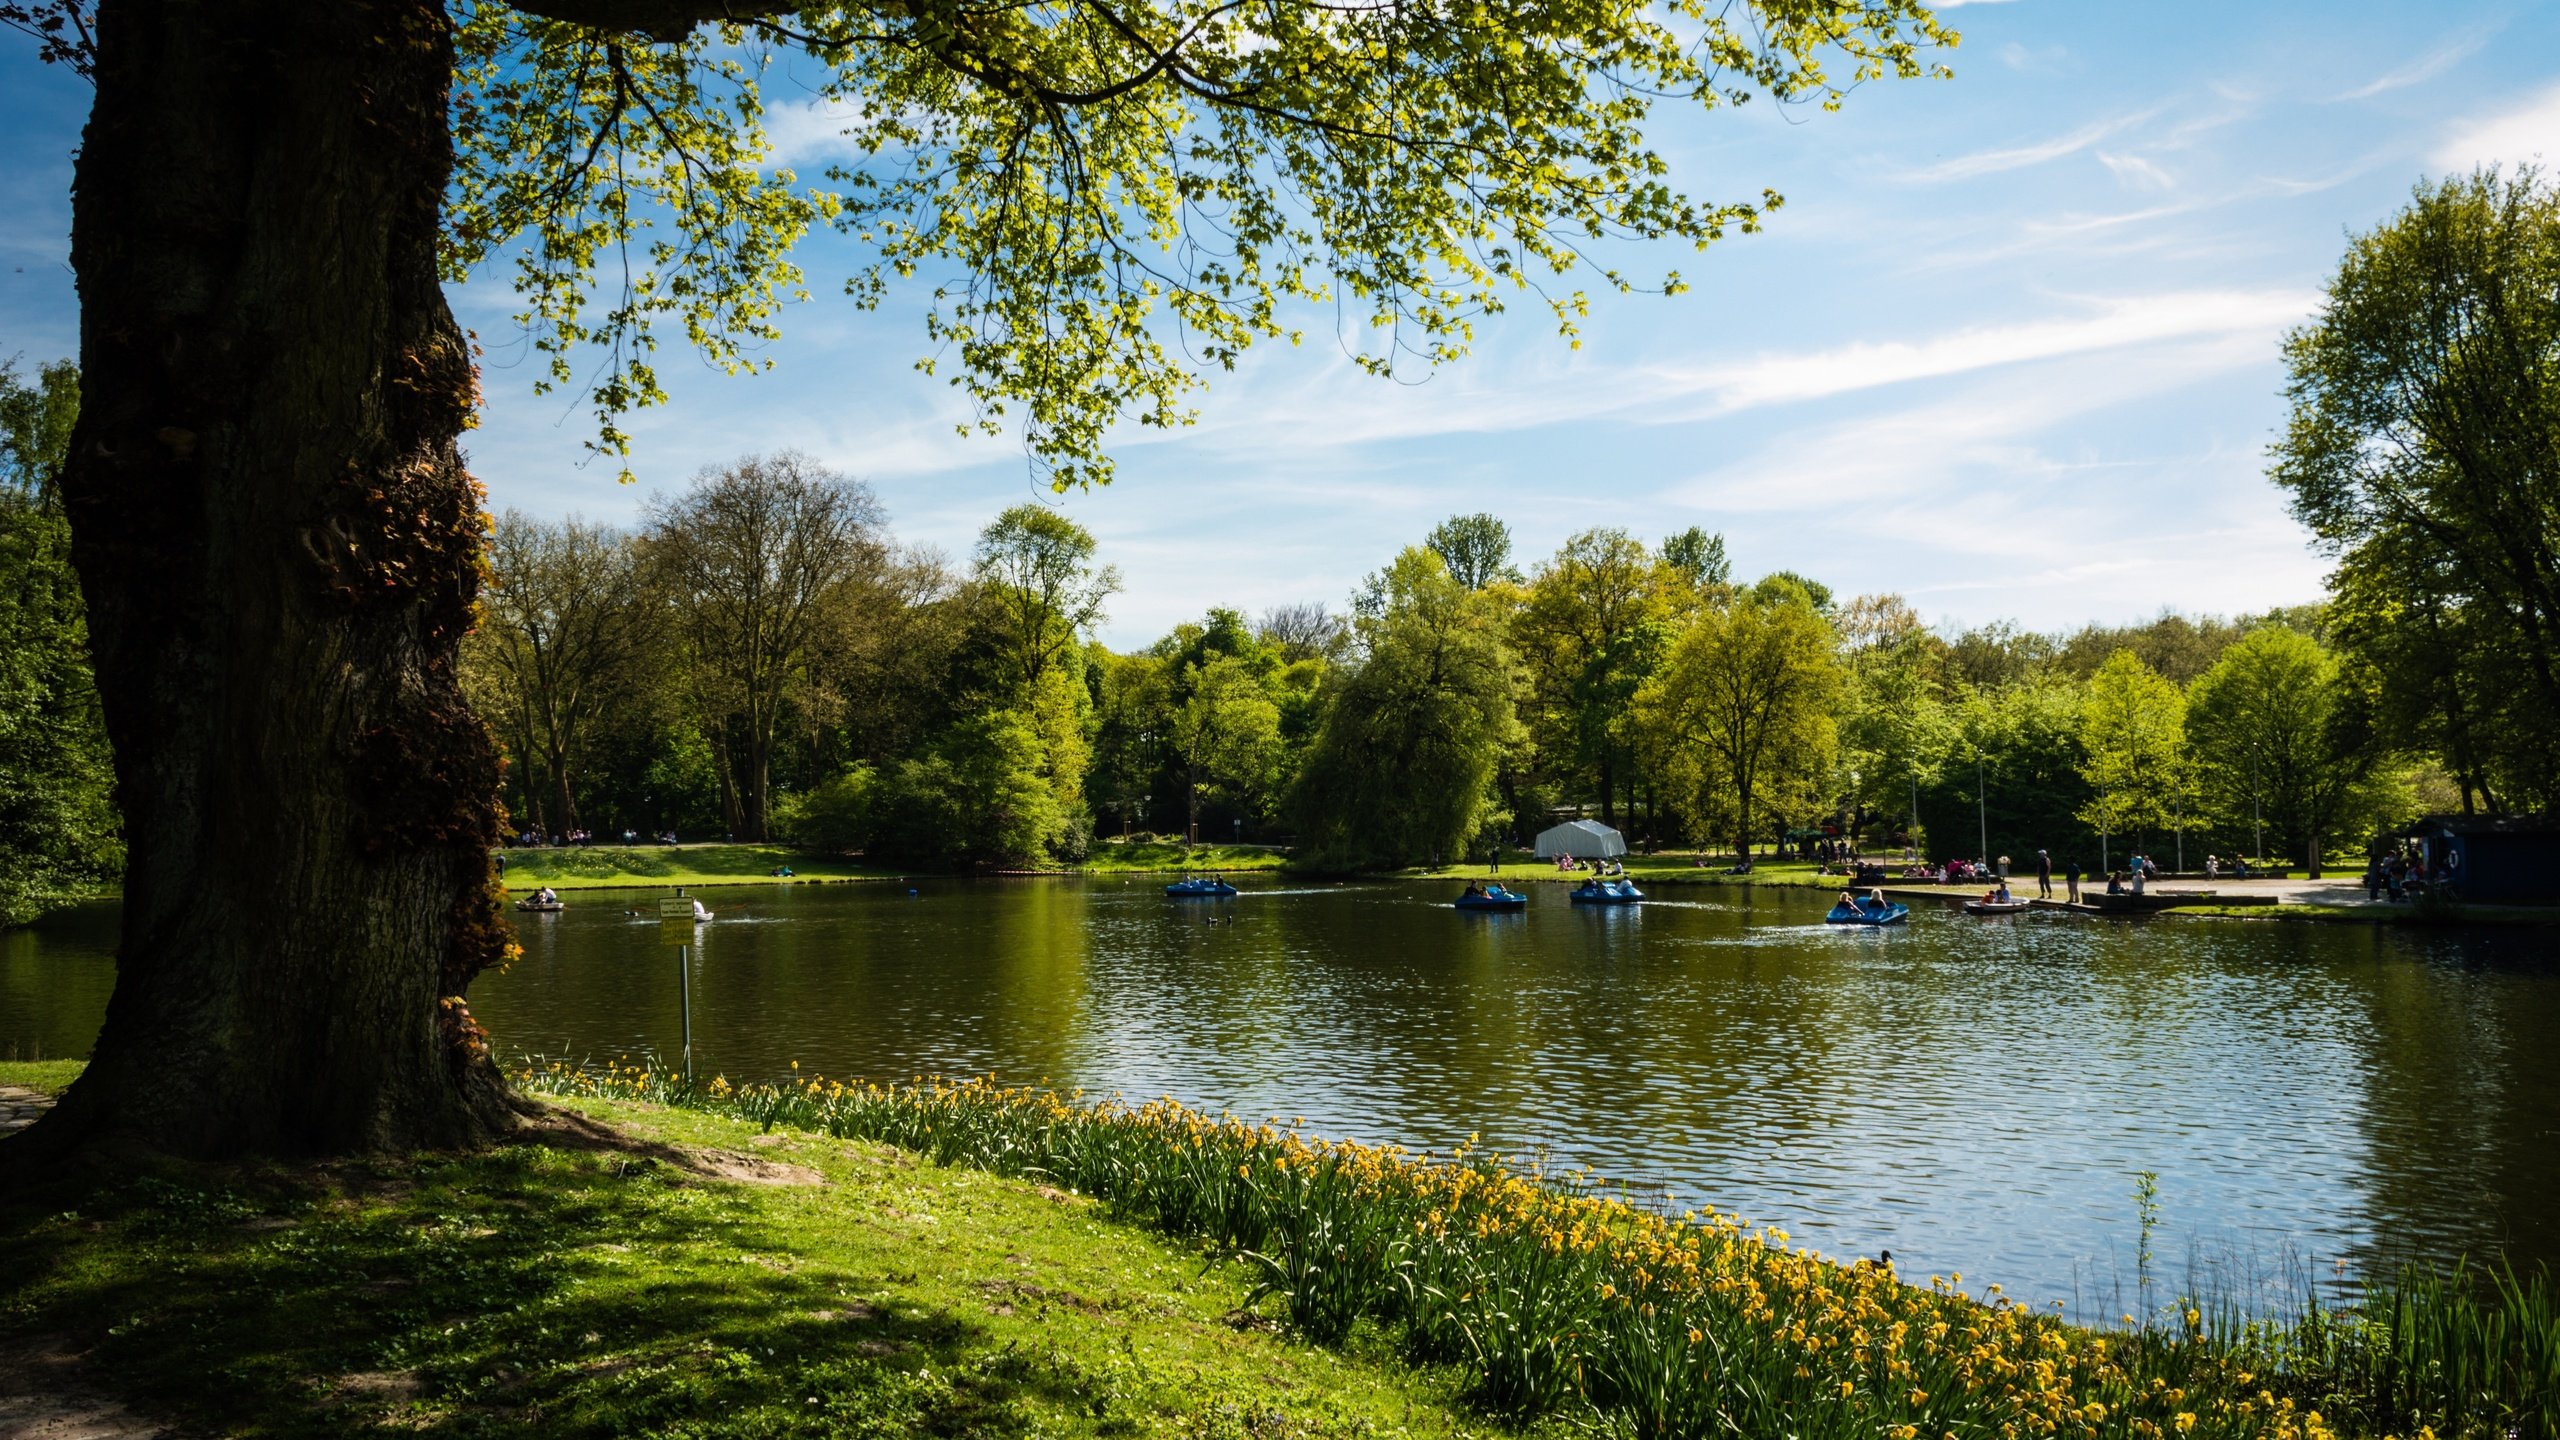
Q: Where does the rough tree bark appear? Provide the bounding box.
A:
[8,0,524,1162]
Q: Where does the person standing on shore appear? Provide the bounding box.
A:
[2035,849,2052,898]
[2066,858,2082,904]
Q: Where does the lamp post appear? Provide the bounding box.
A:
[1976,751,1988,863]
[2250,750,2263,863]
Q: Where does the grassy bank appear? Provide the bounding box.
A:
[496,843,903,892]
[0,1059,82,1095]
[523,1065,2560,1440]
[1412,856,1842,890]
[0,1069,1525,1439]
[9,1061,2554,1436]
[1080,840,1289,874]
[495,841,1289,892]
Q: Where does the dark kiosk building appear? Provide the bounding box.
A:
[2401,815,2560,904]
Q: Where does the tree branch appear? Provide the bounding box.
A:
[504,0,796,43]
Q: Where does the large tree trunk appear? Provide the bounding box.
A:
[551,748,580,841]
[10,0,522,1163]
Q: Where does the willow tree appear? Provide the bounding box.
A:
[1288,548,1520,869]
[2,0,1950,1160]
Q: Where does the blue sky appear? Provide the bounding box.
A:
[5,2,2558,648]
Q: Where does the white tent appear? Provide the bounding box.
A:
[1533,819,1626,860]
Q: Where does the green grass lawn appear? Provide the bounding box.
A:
[0,1059,82,1095]
[1412,854,1840,889]
[497,844,904,892]
[0,1075,1533,1440]
[1077,840,1288,874]
[497,842,1290,891]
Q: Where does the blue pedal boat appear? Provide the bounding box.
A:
[1164,878,1240,898]
[1825,901,1910,926]
[1570,879,1644,905]
[1453,885,1529,911]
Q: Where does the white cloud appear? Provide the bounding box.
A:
[2435,82,2560,173]
[1997,41,2072,73]
[1899,108,2162,183]
[758,95,936,169]
[1134,287,2316,461]
[1650,288,2312,417]
[1654,349,2326,625]
[2335,31,2486,101]
[2096,152,2175,191]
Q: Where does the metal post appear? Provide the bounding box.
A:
[1976,752,1987,862]
[2251,750,2263,862]
[678,943,693,1084]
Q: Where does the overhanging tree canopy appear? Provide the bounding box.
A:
[2,0,1952,1161]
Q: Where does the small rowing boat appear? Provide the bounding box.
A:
[1454,885,1529,911]
[1961,899,2032,916]
[1164,878,1240,898]
[1825,902,1909,926]
[1570,879,1643,905]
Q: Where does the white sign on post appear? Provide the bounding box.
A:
[659,895,697,945]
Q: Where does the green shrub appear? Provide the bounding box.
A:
[772,764,879,854]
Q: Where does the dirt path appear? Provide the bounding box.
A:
[0,1342,177,1440]
[0,1086,52,1139]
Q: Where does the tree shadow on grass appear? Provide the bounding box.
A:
[0,1135,1131,1438]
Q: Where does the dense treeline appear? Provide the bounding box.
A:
[457,453,2438,877]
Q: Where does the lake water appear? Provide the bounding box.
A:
[6,879,2557,1316]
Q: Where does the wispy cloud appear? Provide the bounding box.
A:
[1655,288,2311,417]
[1898,108,2162,183]
[1655,351,2325,624]
[2097,152,2175,191]
[2434,81,2560,173]
[1998,41,2072,73]
[2335,30,2487,101]
[1142,287,2317,459]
